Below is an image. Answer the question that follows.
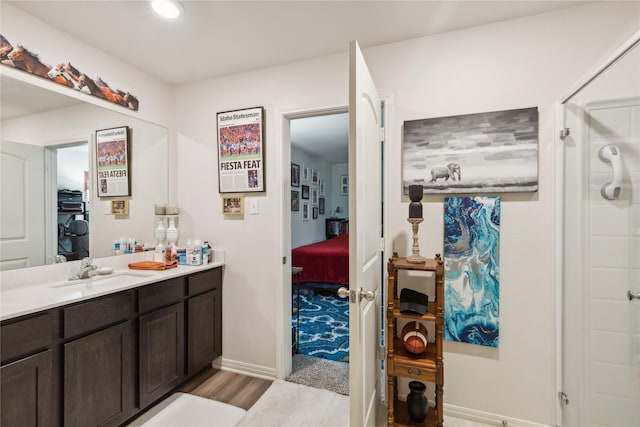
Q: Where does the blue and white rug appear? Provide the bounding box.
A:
[294,287,349,362]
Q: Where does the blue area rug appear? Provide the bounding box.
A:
[293,286,349,363]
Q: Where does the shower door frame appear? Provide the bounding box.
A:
[555,30,640,426]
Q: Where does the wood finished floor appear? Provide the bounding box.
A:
[179,368,272,411]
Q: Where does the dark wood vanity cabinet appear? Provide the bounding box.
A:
[63,321,134,427]
[0,266,223,427]
[0,312,57,427]
[138,277,186,409]
[1,350,54,427]
[187,268,222,375]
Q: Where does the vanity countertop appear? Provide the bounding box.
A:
[0,251,224,322]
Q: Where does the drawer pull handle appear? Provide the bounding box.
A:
[408,368,422,375]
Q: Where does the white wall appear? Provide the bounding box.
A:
[291,146,331,248]
[174,2,640,424]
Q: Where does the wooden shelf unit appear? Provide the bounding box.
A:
[386,253,444,427]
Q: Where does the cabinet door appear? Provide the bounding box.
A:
[64,321,133,427]
[187,289,221,374]
[1,350,54,427]
[139,303,184,408]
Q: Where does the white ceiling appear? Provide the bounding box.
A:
[3,1,588,162]
[8,0,586,85]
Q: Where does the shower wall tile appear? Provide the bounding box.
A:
[590,299,630,332]
[590,267,629,300]
[589,204,631,236]
[590,236,630,268]
[590,330,633,365]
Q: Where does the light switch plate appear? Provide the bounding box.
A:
[248,198,259,215]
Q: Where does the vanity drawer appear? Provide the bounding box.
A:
[63,292,132,339]
[1,313,54,363]
[138,277,185,313]
[188,268,221,296]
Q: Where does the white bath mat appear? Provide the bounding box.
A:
[237,379,349,427]
[128,392,246,427]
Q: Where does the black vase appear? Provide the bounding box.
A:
[407,381,428,423]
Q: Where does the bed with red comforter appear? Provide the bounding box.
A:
[291,233,349,286]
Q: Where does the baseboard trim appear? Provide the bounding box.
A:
[445,404,551,427]
[214,357,277,381]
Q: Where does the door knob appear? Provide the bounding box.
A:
[628,290,640,301]
[337,287,349,299]
[360,289,375,301]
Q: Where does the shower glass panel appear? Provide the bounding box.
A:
[562,39,640,426]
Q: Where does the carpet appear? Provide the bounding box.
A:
[236,380,349,427]
[127,393,246,427]
[286,354,349,396]
[295,286,349,362]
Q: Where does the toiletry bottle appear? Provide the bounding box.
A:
[165,245,172,266]
[154,244,165,263]
[114,240,121,255]
[204,241,213,263]
[191,240,202,265]
[202,242,208,265]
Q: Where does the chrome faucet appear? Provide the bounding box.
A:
[69,257,97,280]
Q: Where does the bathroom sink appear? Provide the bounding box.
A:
[49,272,155,289]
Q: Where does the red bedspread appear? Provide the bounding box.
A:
[292,233,349,286]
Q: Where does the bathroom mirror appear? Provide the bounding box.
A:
[1,73,168,270]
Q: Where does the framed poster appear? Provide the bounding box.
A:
[319,197,325,214]
[222,196,244,215]
[291,190,300,211]
[302,185,310,199]
[402,107,538,194]
[217,106,265,193]
[302,202,310,221]
[111,199,129,216]
[96,126,130,197]
[340,175,349,195]
[291,163,300,187]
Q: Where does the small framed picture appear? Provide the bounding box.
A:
[340,175,349,195]
[291,190,300,211]
[319,180,325,196]
[291,163,300,187]
[311,169,319,184]
[302,202,310,221]
[222,196,243,215]
[302,165,310,182]
[319,197,325,214]
[312,206,319,219]
[111,199,129,216]
[302,185,310,199]
[311,187,319,205]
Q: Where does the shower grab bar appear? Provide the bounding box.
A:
[598,144,623,200]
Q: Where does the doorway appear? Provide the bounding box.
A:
[47,141,90,262]
[560,36,640,425]
[286,110,350,395]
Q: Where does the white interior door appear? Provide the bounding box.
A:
[0,140,45,270]
[348,40,383,427]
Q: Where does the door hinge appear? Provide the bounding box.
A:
[379,237,385,252]
[282,256,287,265]
[559,391,569,405]
[559,128,570,140]
[379,127,385,143]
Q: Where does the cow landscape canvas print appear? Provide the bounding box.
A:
[402,107,538,194]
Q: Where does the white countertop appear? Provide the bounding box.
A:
[0,251,224,322]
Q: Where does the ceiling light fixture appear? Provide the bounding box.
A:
[151,0,183,19]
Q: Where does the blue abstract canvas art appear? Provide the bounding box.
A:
[444,196,500,347]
